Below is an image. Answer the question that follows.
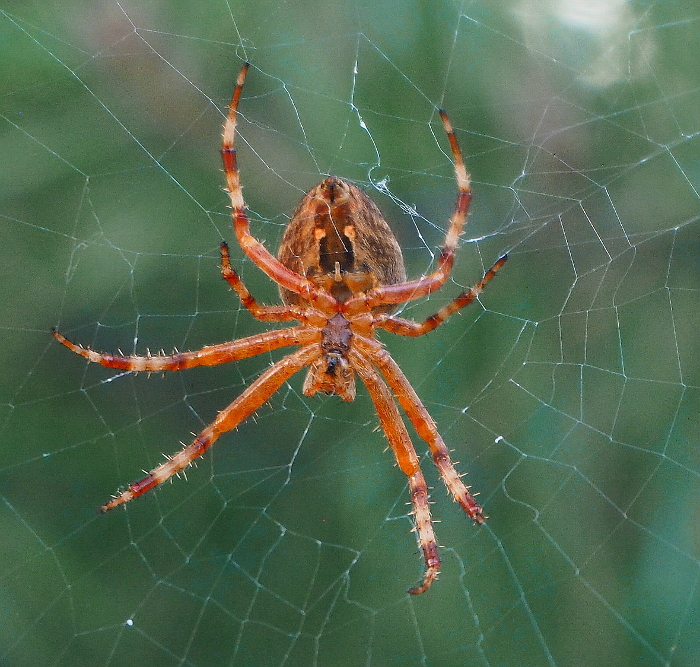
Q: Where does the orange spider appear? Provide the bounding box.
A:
[53,63,507,594]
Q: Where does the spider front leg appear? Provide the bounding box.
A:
[357,336,485,524]
[100,344,320,512]
[349,349,441,594]
[52,326,318,371]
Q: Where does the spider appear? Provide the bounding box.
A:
[53,63,507,594]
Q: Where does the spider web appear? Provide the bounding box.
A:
[1,1,699,665]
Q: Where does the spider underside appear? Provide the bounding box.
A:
[53,62,507,595]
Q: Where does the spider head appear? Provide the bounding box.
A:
[302,353,356,402]
[301,313,356,401]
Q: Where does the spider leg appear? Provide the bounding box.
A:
[349,349,441,595]
[220,241,307,322]
[52,326,319,371]
[377,254,507,336]
[220,63,333,309]
[357,110,473,310]
[357,336,485,523]
[100,343,320,512]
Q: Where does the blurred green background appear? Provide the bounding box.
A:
[1,1,699,665]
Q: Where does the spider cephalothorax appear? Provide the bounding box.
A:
[53,62,506,594]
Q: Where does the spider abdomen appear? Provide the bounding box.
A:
[277,176,406,312]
